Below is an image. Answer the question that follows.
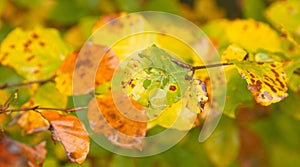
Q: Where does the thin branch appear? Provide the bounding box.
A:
[171,59,233,71]
[0,105,88,114]
[192,62,234,70]
[0,75,56,90]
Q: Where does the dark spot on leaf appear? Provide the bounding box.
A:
[271,69,279,77]
[131,84,135,88]
[270,63,276,68]
[26,55,35,62]
[10,45,15,49]
[169,85,177,91]
[250,78,255,83]
[32,33,39,39]
[39,42,45,47]
[250,73,255,78]
[276,78,285,88]
[264,81,277,93]
[257,62,264,65]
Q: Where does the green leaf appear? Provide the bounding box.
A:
[223,67,254,118]
[0,27,72,80]
[31,82,67,108]
[204,117,240,167]
[49,0,89,25]
[266,0,300,41]
[243,0,266,21]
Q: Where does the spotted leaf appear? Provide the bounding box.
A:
[0,27,72,80]
[55,42,119,96]
[88,92,147,150]
[233,61,288,106]
[41,111,90,164]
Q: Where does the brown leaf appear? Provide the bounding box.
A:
[41,111,90,164]
[0,133,47,167]
[88,92,147,150]
[55,42,119,95]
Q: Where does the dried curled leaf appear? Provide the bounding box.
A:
[233,61,288,106]
[41,111,90,164]
[0,133,47,167]
[0,27,71,80]
[88,92,147,150]
[55,42,119,96]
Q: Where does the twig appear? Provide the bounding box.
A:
[0,105,88,114]
[0,75,56,89]
[171,59,233,71]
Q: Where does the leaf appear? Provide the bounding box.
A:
[88,92,147,150]
[41,111,90,164]
[17,110,49,134]
[17,82,67,134]
[203,19,282,52]
[223,67,254,118]
[0,27,72,80]
[55,42,119,96]
[266,0,300,41]
[114,45,190,108]
[204,117,240,167]
[233,60,288,106]
[0,133,47,167]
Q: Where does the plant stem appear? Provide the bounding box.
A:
[0,75,56,89]
[171,59,233,71]
[0,106,88,114]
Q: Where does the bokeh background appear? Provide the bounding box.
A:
[1,0,300,167]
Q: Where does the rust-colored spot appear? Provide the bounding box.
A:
[0,52,9,62]
[131,84,135,88]
[276,78,285,88]
[169,85,177,91]
[26,55,35,62]
[257,62,264,65]
[271,69,279,77]
[250,78,255,84]
[39,41,45,47]
[10,45,15,49]
[270,63,276,68]
[250,73,255,78]
[264,81,277,93]
[256,80,262,89]
[32,33,39,39]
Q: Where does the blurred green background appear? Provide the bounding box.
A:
[1,0,300,167]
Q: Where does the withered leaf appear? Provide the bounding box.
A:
[0,133,47,167]
[41,111,89,164]
[55,42,119,96]
[233,61,288,106]
[88,92,147,151]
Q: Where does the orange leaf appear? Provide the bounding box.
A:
[17,110,49,134]
[0,133,47,167]
[88,92,147,150]
[41,111,90,164]
[55,42,119,95]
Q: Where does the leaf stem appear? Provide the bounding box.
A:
[0,75,56,90]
